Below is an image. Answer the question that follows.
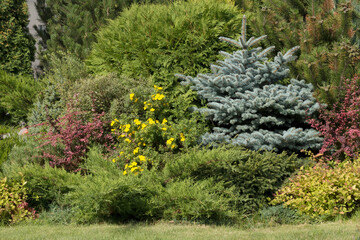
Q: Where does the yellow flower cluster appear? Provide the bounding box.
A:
[111,85,189,175]
[154,85,163,91]
[129,93,138,102]
[180,133,186,142]
[143,85,166,112]
[123,161,144,176]
[152,93,165,101]
[110,118,119,127]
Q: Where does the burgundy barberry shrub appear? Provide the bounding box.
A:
[308,75,360,161]
[36,101,114,172]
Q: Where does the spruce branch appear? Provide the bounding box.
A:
[258,46,275,58]
[248,35,268,48]
[219,37,243,48]
[241,15,247,43]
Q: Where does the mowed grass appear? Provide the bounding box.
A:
[1,221,360,240]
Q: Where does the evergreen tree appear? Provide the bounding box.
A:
[0,0,35,75]
[243,0,360,105]
[177,16,322,153]
[35,0,173,64]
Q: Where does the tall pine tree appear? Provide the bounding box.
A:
[241,0,360,105]
[177,16,322,153]
[0,0,35,75]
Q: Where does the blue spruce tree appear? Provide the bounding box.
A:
[176,16,322,152]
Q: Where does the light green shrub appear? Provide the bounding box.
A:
[66,147,164,223]
[0,176,37,224]
[0,70,44,124]
[2,162,82,211]
[271,158,360,218]
[28,51,90,126]
[43,51,88,93]
[0,126,24,170]
[36,205,73,225]
[87,0,243,119]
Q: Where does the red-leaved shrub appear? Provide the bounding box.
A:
[308,75,360,161]
[36,101,114,172]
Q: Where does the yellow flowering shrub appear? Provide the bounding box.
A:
[111,85,207,175]
[0,176,37,224]
[271,157,360,218]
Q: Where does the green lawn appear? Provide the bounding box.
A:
[1,221,360,240]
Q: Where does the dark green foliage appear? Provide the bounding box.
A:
[244,0,360,105]
[0,0,35,75]
[163,145,306,214]
[35,0,173,63]
[234,0,261,10]
[0,71,44,124]
[87,0,243,118]
[35,0,130,60]
[353,1,360,46]
[152,178,238,223]
[1,162,82,211]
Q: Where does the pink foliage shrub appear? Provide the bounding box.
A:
[308,75,360,161]
[36,101,114,172]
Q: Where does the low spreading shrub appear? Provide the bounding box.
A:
[151,178,239,224]
[271,158,360,219]
[36,205,73,225]
[66,147,239,224]
[5,134,45,167]
[1,163,82,211]
[163,145,306,214]
[0,176,37,225]
[308,75,360,161]
[258,205,313,225]
[66,147,164,223]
